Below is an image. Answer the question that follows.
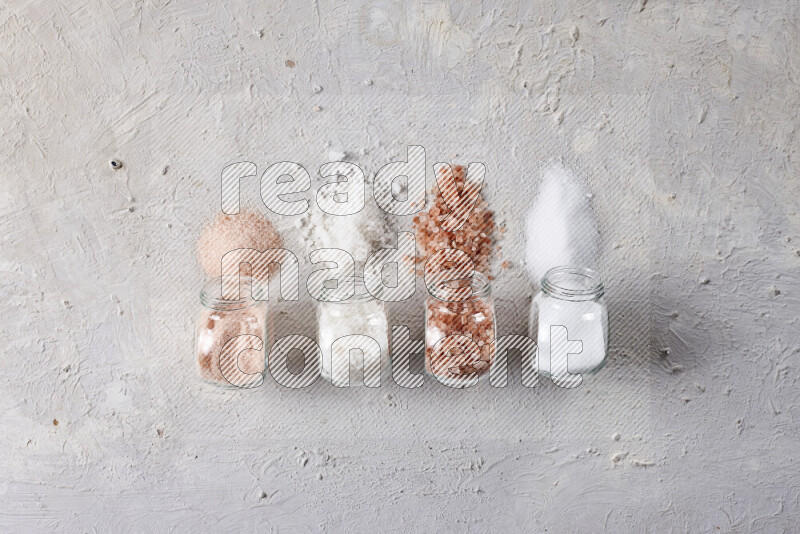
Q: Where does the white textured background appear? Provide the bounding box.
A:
[1,0,799,532]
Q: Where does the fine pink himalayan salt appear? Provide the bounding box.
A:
[196,211,282,278]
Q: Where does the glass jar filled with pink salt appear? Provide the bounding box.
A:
[424,272,496,387]
[196,276,267,388]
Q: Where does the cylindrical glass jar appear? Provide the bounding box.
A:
[196,276,267,387]
[529,266,608,376]
[316,277,390,386]
[425,272,496,386]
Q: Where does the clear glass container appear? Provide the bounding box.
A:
[529,266,608,376]
[196,276,267,387]
[424,272,496,386]
[316,276,390,386]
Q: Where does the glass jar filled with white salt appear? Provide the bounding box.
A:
[530,266,608,377]
[316,276,390,387]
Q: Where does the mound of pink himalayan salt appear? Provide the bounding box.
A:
[196,211,282,277]
[412,165,496,276]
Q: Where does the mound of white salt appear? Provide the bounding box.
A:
[525,163,600,284]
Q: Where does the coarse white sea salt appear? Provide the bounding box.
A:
[297,170,389,264]
[299,174,391,385]
[318,292,390,386]
[524,163,600,283]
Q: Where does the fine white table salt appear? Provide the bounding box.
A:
[524,162,600,281]
[532,293,608,375]
[525,163,606,375]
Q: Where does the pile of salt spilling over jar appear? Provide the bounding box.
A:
[413,164,499,386]
[524,163,608,378]
[194,211,281,387]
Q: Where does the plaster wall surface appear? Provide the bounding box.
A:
[1,0,798,532]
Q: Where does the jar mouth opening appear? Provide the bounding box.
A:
[200,276,259,311]
[317,275,379,303]
[541,266,604,301]
[428,271,491,301]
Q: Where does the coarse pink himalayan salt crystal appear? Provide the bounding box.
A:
[196,211,282,278]
[412,165,496,276]
[424,295,496,379]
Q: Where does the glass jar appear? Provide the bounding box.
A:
[425,272,496,386]
[316,276,390,387]
[529,266,608,376]
[196,276,267,387]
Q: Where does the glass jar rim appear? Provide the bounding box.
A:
[541,266,604,301]
[317,274,380,303]
[428,271,491,301]
[200,276,259,311]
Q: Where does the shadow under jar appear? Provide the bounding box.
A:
[425,272,496,387]
[196,276,267,388]
[529,266,608,377]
